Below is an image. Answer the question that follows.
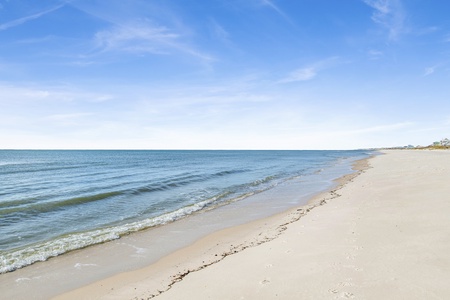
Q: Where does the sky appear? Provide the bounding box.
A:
[0,0,449,150]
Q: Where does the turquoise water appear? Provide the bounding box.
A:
[0,150,370,273]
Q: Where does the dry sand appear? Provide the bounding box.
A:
[55,150,450,300]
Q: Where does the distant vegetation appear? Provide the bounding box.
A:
[425,138,450,149]
[384,138,450,150]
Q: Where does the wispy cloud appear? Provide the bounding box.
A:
[278,57,341,83]
[347,122,413,134]
[415,26,439,36]
[0,3,66,31]
[363,0,406,40]
[209,19,232,46]
[279,68,317,83]
[444,33,450,43]
[94,22,179,55]
[368,49,383,60]
[0,82,114,104]
[68,0,215,63]
[423,61,449,76]
[424,66,436,76]
[45,112,94,121]
[260,0,294,25]
[93,22,213,62]
[15,35,55,44]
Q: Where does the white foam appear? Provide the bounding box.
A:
[74,263,98,269]
[0,194,225,274]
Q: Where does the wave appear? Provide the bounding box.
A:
[0,169,249,218]
[0,171,282,274]
[0,191,123,216]
[249,175,277,186]
[0,163,88,176]
[0,191,239,274]
[0,196,45,209]
[129,169,248,195]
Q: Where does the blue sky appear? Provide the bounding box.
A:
[0,0,449,149]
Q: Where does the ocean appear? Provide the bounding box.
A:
[0,150,370,274]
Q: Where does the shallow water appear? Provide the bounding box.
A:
[0,150,370,274]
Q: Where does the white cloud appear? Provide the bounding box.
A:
[415,26,439,36]
[0,3,66,31]
[94,22,179,55]
[368,49,383,60]
[67,1,213,63]
[260,0,294,25]
[45,112,94,121]
[424,66,436,76]
[0,82,114,104]
[16,35,55,44]
[92,21,213,62]
[364,0,406,40]
[344,122,413,134]
[0,79,440,150]
[25,90,51,98]
[423,61,449,76]
[43,112,95,127]
[278,57,341,83]
[279,68,317,83]
[209,19,231,46]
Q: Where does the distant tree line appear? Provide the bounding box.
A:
[430,138,450,149]
[380,138,449,150]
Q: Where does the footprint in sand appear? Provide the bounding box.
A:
[329,289,355,299]
[345,254,356,260]
[339,281,353,287]
[340,291,355,298]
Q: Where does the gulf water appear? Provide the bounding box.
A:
[0,150,370,273]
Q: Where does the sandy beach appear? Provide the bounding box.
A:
[51,149,450,300]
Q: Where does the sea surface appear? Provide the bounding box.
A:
[0,150,370,274]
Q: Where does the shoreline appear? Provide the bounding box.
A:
[52,156,372,299]
[57,150,450,299]
[0,152,366,300]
